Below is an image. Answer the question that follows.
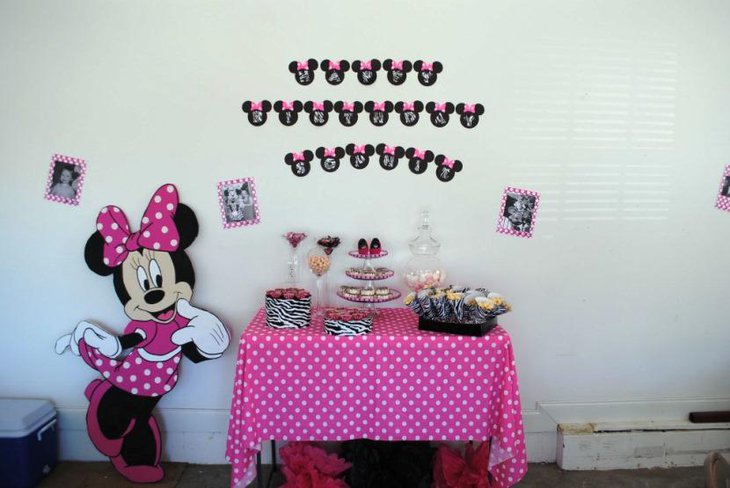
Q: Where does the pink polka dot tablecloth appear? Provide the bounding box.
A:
[225,307,527,488]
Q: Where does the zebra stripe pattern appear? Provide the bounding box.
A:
[323,318,373,336]
[265,297,311,329]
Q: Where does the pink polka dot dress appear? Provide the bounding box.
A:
[225,308,527,488]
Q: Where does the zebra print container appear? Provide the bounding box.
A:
[323,317,373,336]
[265,296,311,329]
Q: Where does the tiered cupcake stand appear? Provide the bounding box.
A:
[337,249,401,314]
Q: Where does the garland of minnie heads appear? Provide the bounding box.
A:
[242,100,484,129]
[285,145,463,182]
[288,58,443,86]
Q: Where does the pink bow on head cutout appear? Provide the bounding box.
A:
[391,60,403,70]
[312,101,325,111]
[97,184,180,268]
[353,145,366,154]
[414,149,426,159]
[421,62,433,71]
[442,157,455,169]
[297,61,309,71]
[282,101,295,111]
[292,151,306,161]
[383,145,396,155]
[462,103,477,113]
[360,60,372,70]
[342,102,354,111]
[250,101,263,111]
[402,102,415,111]
[373,102,386,112]
[324,148,337,157]
[434,102,447,112]
[328,60,340,71]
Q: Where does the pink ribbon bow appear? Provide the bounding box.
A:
[402,102,415,111]
[342,102,354,111]
[312,101,325,111]
[373,102,386,112]
[297,61,309,71]
[414,149,426,159]
[324,148,337,157]
[383,145,396,155]
[97,184,180,268]
[292,151,305,161]
[421,62,433,71]
[391,60,403,70]
[434,102,447,112]
[442,157,455,169]
[462,103,477,113]
[328,60,340,71]
[360,60,372,70]
[282,101,295,111]
[353,145,366,154]
[250,101,263,111]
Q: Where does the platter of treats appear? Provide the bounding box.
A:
[337,285,402,303]
[348,250,389,259]
[404,285,511,336]
[345,266,395,280]
[323,307,374,336]
[264,288,312,329]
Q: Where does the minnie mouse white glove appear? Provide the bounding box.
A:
[171,299,230,358]
[54,321,121,358]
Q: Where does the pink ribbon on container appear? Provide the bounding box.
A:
[312,101,325,111]
[462,104,477,113]
[391,60,403,70]
[383,145,396,155]
[353,145,366,154]
[324,148,337,157]
[442,157,455,169]
[282,101,295,111]
[421,62,433,71]
[373,102,386,111]
[402,102,415,111]
[250,101,263,111]
[342,102,354,111]
[360,60,372,70]
[297,61,309,70]
[328,60,341,71]
[292,151,305,161]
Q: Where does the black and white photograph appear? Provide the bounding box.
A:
[496,187,540,238]
[217,178,261,228]
[44,154,86,206]
[715,166,730,212]
[722,175,730,197]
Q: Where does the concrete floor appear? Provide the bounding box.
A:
[36,462,705,487]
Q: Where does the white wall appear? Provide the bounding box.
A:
[1,0,729,462]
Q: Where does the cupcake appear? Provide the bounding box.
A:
[375,286,390,297]
[360,287,376,298]
[345,286,361,297]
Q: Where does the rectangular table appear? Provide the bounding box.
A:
[226,307,527,487]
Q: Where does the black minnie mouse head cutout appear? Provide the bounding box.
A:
[334,101,363,127]
[352,59,381,85]
[383,59,412,85]
[395,101,424,127]
[345,144,375,169]
[414,60,443,86]
[289,59,318,86]
[274,100,303,126]
[376,144,405,170]
[405,147,434,174]
[315,146,345,173]
[285,150,314,177]
[320,59,350,86]
[426,102,455,128]
[434,155,463,182]
[456,103,485,129]
[304,101,333,126]
[364,101,394,127]
[241,100,272,126]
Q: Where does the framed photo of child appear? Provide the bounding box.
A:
[496,186,540,238]
[217,177,261,229]
[715,165,730,213]
[44,154,87,206]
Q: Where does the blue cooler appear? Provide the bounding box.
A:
[0,399,58,488]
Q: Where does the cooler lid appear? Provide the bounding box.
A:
[0,399,56,434]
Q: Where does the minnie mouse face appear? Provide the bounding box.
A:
[383,59,412,85]
[395,101,423,127]
[241,100,272,127]
[345,144,375,169]
[414,60,443,86]
[405,147,434,174]
[289,59,318,86]
[434,155,463,182]
[352,59,381,85]
[274,100,303,126]
[304,101,333,127]
[320,59,350,85]
[84,185,199,324]
[334,101,363,127]
[456,103,485,129]
[426,102,455,128]
[315,146,345,173]
[364,101,393,127]
[285,150,314,177]
[376,144,405,170]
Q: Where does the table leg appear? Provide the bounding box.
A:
[256,449,263,488]
[265,440,277,487]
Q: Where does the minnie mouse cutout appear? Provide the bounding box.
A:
[320,59,350,85]
[352,59,381,85]
[365,101,393,126]
[285,150,314,177]
[54,184,230,484]
[241,100,271,126]
[414,60,443,86]
[383,59,412,85]
[395,101,424,127]
[434,155,463,182]
[335,101,363,127]
[274,100,303,126]
[426,102,455,127]
[304,101,333,127]
[315,146,345,173]
[289,59,318,85]
[346,144,375,169]
[456,103,484,129]
[376,144,405,170]
[406,147,434,174]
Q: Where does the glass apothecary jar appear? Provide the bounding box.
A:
[404,210,446,291]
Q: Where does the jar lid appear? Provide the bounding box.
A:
[409,210,441,255]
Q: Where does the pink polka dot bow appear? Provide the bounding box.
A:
[96,184,181,267]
